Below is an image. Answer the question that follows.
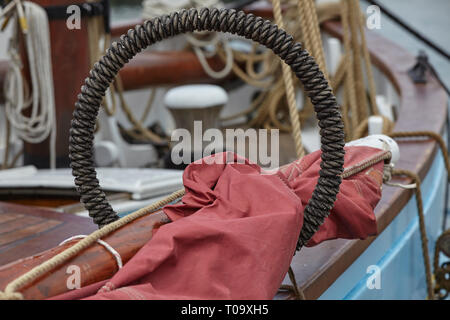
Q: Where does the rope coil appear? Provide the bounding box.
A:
[4,2,57,169]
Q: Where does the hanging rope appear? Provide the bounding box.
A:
[355,0,378,115]
[134,0,382,146]
[113,76,165,145]
[297,0,328,80]
[1,114,11,170]
[391,169,434,300]
[86,5,117,117]
[271,0,305,158]
[4,1,57,169]
[388,130,450,300]
[186,30,234,79]
[144,0,235,81]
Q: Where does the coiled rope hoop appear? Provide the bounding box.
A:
[69,8,345,250]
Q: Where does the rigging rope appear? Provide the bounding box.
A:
[143,0,235,81]
[87,1,163,146]
[348,0,368,122]
[297,0,328,80]
[340,0,358,134]
[391,169,434,300]
[186,31,234,79]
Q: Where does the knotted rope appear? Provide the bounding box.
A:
[391,169,434,300]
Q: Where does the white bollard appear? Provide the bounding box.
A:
[165,84,228,134]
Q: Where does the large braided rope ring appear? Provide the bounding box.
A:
[69,8,345,250]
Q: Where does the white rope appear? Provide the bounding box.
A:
[142,0,233,80]
[59,235,123,270]
[4,2,56,169]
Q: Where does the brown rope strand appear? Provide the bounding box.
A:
[391,169,434,300]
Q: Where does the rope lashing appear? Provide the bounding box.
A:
[297,0,328,80]
[59,235,124,270]
[68,8,345,252]
[341,150,392,180]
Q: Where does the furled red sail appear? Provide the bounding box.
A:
[52,146,386,300]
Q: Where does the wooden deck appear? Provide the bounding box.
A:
[0,202,96,266]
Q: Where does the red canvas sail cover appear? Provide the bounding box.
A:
[53,146,385,300]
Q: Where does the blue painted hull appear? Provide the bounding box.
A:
[320,150,449,299]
